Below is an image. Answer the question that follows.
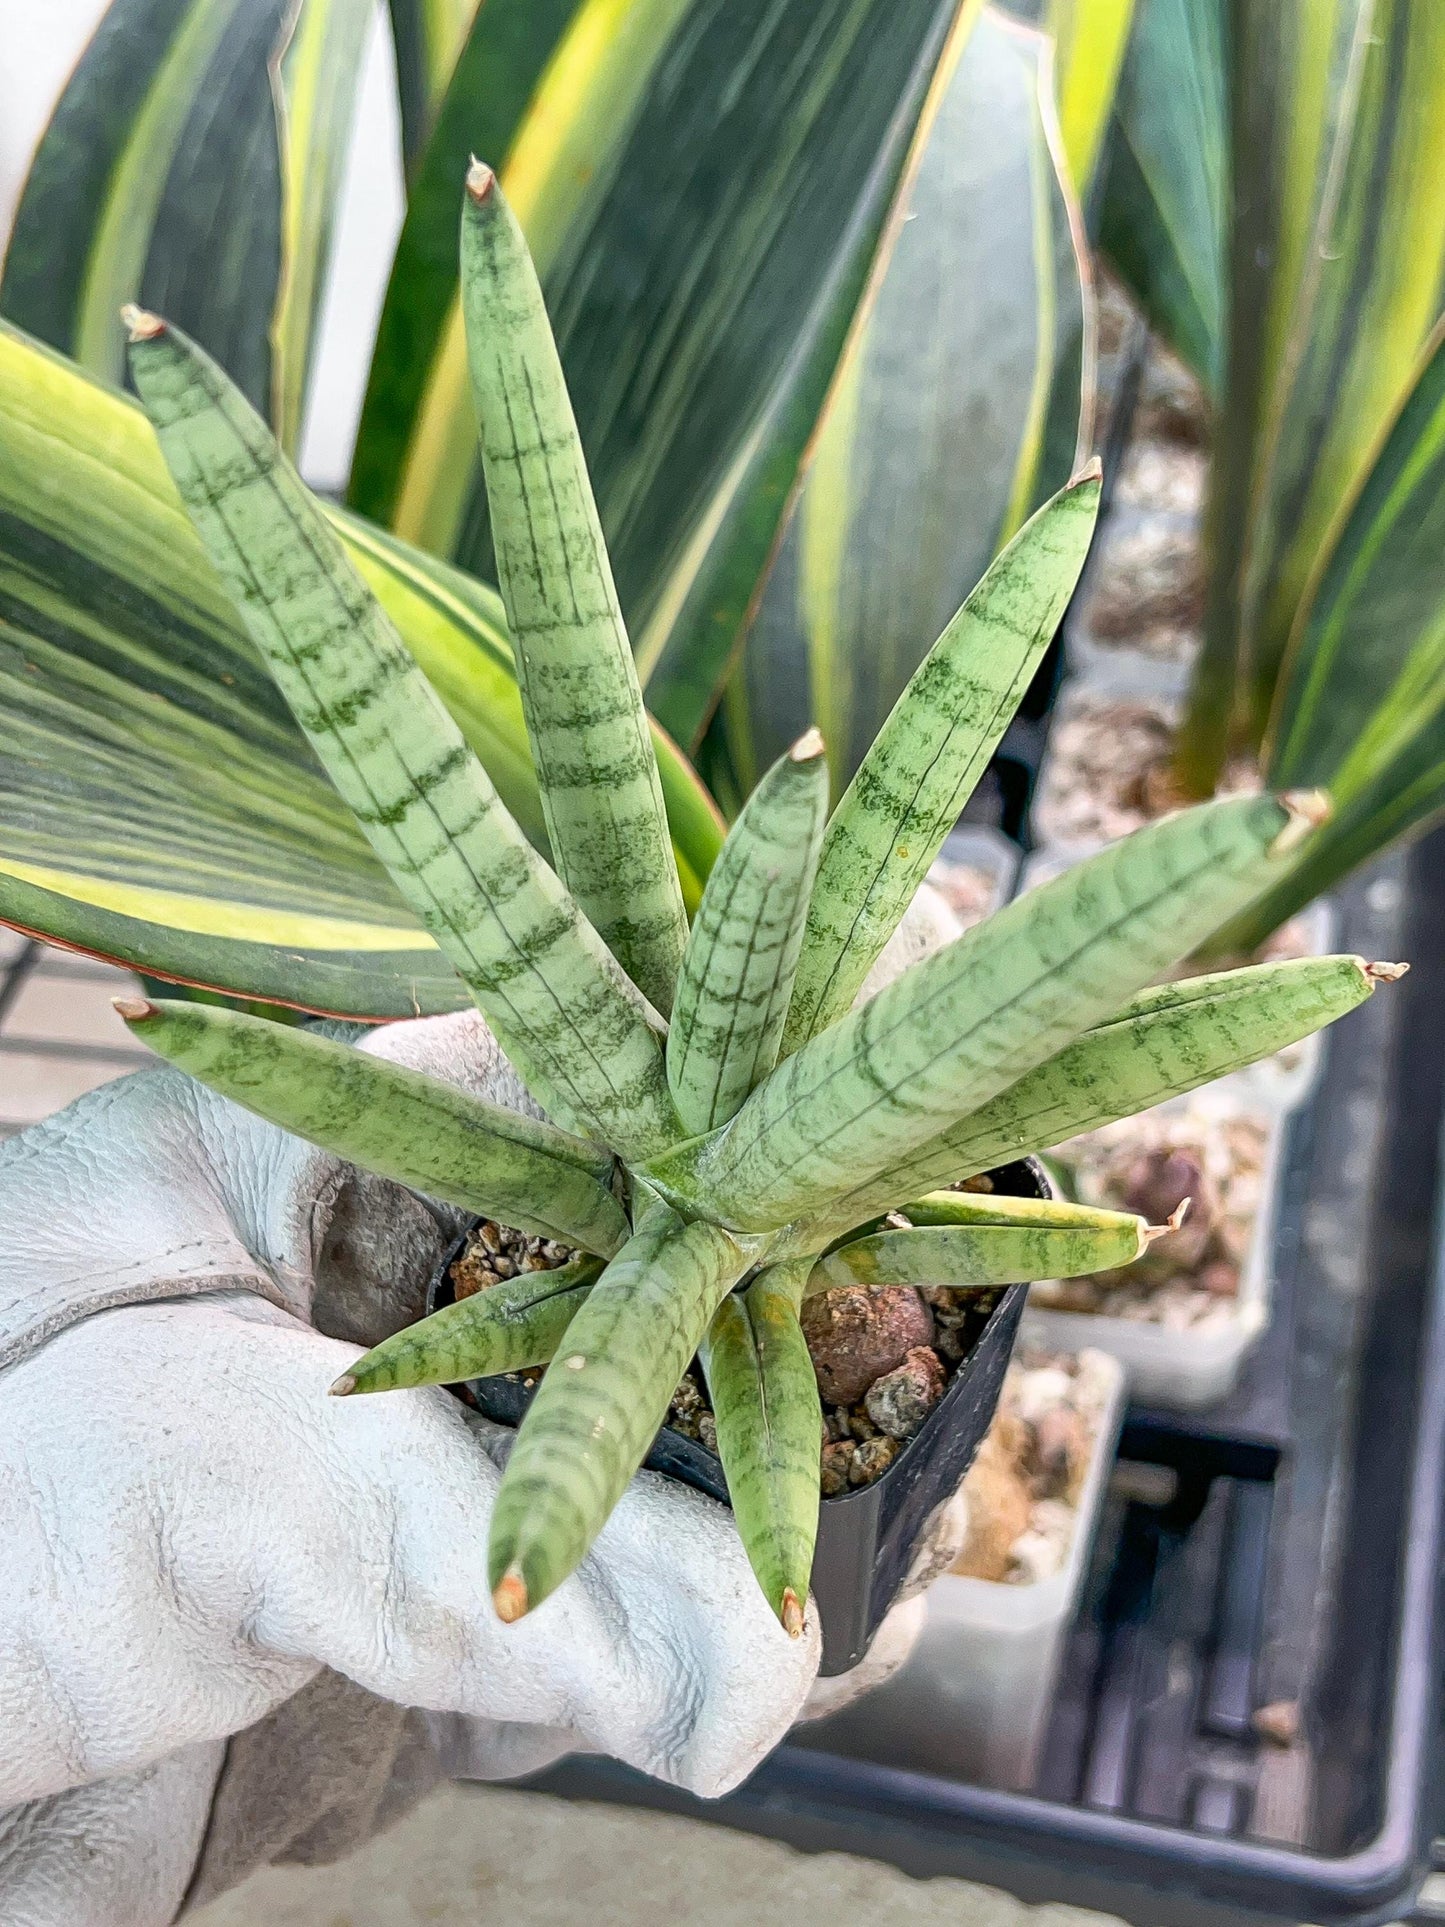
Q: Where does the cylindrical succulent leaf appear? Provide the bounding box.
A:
[664,791,1329,1230]
[460,161,688,1018]
[116,996,630,1256]
[332,1256,603,1396]
[487,1206,754,1620]
[811,1198,1152,1293]
[124,311,680,1161]
[700,1262,820,1635]
[668,730,830,1135]
[783,469,1102,1053]
[810,952,1387,1234]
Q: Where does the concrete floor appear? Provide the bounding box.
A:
[190,1781,1119,1927]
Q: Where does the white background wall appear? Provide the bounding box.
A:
[0,0,405,489]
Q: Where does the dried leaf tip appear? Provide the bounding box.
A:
[781,1589,805,1638]
[328,1373,356,1397]
[1142,1197,1191,1246]
[493,1569,529,1623]
[789,726,826,762]
[1072,454,1104,486]
[1364,960,1409,984]
[465,157,496,203]
[112,995,154,1022]
[121,305,165,343]
[1270,788,1332,855]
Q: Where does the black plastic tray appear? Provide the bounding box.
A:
[524,830,1445,1926]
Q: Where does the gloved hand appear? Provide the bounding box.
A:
[0,883,965,1926]
[0,1009,820,1925]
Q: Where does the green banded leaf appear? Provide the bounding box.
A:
[1,0,370,455]
[119,997,628,1255]
[461,167,687,1014]
[700,1263,820,1631]
[669,733,829,1135]
[1096,0,1226,392]
[338,1255,602,1394]
[722,8,1090,793]
[488,1207,752,1619]
[127,315,678,1156]
[660,792,1312,1230]
[812,953,1377,1233]
[385,0,483,174]
[351,0,967,749]
[782,471,1100,1054]
[813,1198,1149,1291]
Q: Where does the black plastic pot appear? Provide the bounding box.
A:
[429,1155,1048,1674]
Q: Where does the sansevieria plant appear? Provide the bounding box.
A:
[112,165,1393,1631]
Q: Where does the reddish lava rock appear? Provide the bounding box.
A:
[801,1286,934,1407]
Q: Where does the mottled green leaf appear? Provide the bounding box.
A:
[120,996,628,1254]
[461,167,686,1014]
[700,1262,819,1631]
[669,733,829,1136]
[338,1255,603,1393]
[128,315,678,1156]
[813,1194,1149,1291]
[782,471,1100,1054]
[659,792,1312,1230]
[488,1206,752,1618]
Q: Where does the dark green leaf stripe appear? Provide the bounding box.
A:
[782,472,1100,1053]
[461,167,687,1014]
[668,732,829,1135]
[700,1263,820,1631]
[488,1207,753,1618]
[338,1255,603,1394]
[813,1216,1147,1292]
[127,316,679,1156]
[666,793,1310,1230]
[816,953,1377,1231]
[120,997,628,1254]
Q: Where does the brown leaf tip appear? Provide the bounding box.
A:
[493,1569,529,1623]
[112,995,154,1022]
[1142,1197,1191,1246]
[328,1373,357,1397]
[1073,454,1104,486]
[121,305,165,343]
[1364,960,1409,983]
[466,157,497,204]
[781,1589,805,1638]
[790,726,826,762]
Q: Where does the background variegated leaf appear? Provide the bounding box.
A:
[1095,0,1225,392]
[0,323,721,1013]
[0,0,371,454]
[717,6,1092,796]
[384,0,483,174]
[350,0,968,751]
[1045,0,1136,194]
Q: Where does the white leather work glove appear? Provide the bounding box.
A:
[0,883,964,1925]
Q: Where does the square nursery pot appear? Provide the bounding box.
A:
[428,1156,1051,1676]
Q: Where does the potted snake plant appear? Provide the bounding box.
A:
[99,165,1392,1666]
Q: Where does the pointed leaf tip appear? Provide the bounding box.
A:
[1142,1197,1191,1248]
[1072,454,1104,485]
[465,157,496,203]
[781,1588,805,1638]
[329,1373,357,1397]
[789,727,826,763]
[112,995,154,1022]
[1364,960,1409,983]
[493,1569,529,1622]
[121,305,164,343]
